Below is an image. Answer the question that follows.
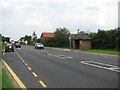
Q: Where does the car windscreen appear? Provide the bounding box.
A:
[36,43,43,45]
[6,43,12,46]
[16,43,20,45]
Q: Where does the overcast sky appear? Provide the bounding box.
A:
[0,0,119,41]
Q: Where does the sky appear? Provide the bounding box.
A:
[0,0,119,41]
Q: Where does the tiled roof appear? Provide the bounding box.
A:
[41,32,54,38]
[69,34,77,38]
[73,33,91,40]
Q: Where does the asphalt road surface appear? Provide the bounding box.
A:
[3,45,119,88]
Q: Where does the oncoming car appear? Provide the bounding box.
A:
[15,43,21,48]
[35,43,44,49]
[5,43,14,52]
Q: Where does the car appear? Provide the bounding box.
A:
[35,43,44,49]
[5,43,14,52]
[15,43,21,48]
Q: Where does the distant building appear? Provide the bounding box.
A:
[40,32,54,39]
[69,34,77,38]
[40,32,91,49]
[72,32,91,49]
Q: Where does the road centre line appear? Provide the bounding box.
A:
[15,49,48,87]
[27,67,32,70]
[25,63,28,66]
[15,50,23,59]
[39,81,47,88]
[32,72,38,77]
[81,61,120,72]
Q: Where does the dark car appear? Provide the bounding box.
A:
[5,43,14,52]
[15,43,21,48]
[35,43,44,49]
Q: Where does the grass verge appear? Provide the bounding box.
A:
[1,43,15,88]
[80,49,120,55]
[46,46,70,49]
[2,68,15,88]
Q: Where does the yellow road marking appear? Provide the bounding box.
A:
[25,63,27,66]
[27,67,32,70]
[2,60,27,89]
[32,72,38,77]
[22,60,25,62]
[15,50,22,58]
[39,81,47,88]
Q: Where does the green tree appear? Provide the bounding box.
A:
[32,31,37,41]
[54,27,70,47]
[23,35,32,44]
[89,28,120,50]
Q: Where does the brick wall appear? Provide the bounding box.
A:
[80,40,91,49]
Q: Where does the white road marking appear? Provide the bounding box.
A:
[81,61,120,72]
[63,49,71,51]
[47,54,73,59]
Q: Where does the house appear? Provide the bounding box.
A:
[41,33,77,39]
[71,32,91,49]
[40,32,54,39]
[40,32,91,49]
[69,34,77,38]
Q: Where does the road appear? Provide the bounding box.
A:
[3,45,119,88]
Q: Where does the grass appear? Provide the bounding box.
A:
[2,68,14,88]
[80,49,120,55]
[1,43,15,88]
[45,46,70,49]
[0,61,2,89]
[2,43,5,50]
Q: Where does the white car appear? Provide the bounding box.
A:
[35,43,44,49]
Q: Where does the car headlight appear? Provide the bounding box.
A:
[9,46,12,48]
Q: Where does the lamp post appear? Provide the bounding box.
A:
[77,29,80,34]
[69,37,71,49]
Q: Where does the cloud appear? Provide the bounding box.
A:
[0,2,11,9]
[1,0,119,40]
[85,5,100,11]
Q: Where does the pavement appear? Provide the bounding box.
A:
[3,45,119,88]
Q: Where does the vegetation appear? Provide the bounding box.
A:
[88,28,120,51]
[42,27,70,48]
[18,27,119,52]
[2,36,10,43]
[80,49,119,55]
[2,69,14,88]
[19,35,32,44]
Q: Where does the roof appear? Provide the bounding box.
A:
[69,34,77,38]
[73,33,91,40]
[41,32,54,38]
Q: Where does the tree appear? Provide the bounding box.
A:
[23,35,32,44]
[54,27,70,47]
[32,31,37,41]
[88,28,120,50]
